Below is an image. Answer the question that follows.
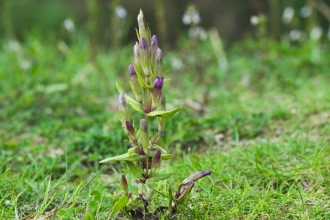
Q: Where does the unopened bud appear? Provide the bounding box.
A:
[152,77,164,105]
[120,174,128,192]
[137,9,149,44]
[119,92,128,117]
[176,181,195,204]
[139,37,150,69]
[140,119,149,148]
[133,43,140,65]
[128,64,142,102]
[125,121,135,136]
[157,117,166,134]
[152,150,161,168]
[181,170,212,185]
[154,48,163,76]
[158,92,166,111]
[151,35,158,56]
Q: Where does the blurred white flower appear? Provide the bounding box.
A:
[116,5,127,19]
[289,29,301,41]
[328,25,330,41]
[182,13,191,25]
[299,6,312,18]
[170,58,183,70]
[191,10,201,24]
[218,58,228,69]
[188,26,207,41]
[282,7,294,24]
[63,18,75,32]
[310,26,323,40]
[21,60,31,71]
[182,9,201,25]
[5,40,21,53]
[250,15,259,26]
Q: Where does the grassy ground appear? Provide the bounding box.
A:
[1,35,330,219]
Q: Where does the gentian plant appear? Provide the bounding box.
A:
[100,9,211,219]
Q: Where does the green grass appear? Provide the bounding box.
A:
[1,34,330,219]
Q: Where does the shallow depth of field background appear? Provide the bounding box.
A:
[1,0,330,219]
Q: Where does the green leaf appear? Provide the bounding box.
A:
[88,200,99,210]
[99,153,145,163]
[91,190,101,201]
[126,95,143,113]
[56,209,68,217]
[126,161,144,180]
[148,150,173,160]
[84,212,95,220]
[138,76,153,89]
[116,82,124,93]
[110,194,129,218]
[147,106,183,118]
[161,154,174,160]
[148,172,173,182]
[153,145,167,153]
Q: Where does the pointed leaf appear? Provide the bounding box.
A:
[116,82,125,93]
[147,106,183,118]
[126,95,143,113]
[110,194,129,218]
[148,172,173,182]
[161,154,174,160]
[138,76,153,89]
[153,145,167,153]
[126,161,144,180]
[99,153,145,163]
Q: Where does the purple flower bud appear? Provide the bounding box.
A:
[128,64,142,102]
[176,181,195,203]
[181,170,212,186]
[140,119,149,148]
[125,121,135,136]
[151,35,158,56]
[133,43,139,63]
[128,64,136,78]
[118,92,127,114]
[154,48,163,76]
[120,174,128,192]
[152,150,161,168]
[155,48,162,64]
[152,77,164,100]
[139,37,148,50]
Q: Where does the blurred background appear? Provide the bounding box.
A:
[1,0,330,46]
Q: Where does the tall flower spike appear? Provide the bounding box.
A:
[128,64,142,102]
